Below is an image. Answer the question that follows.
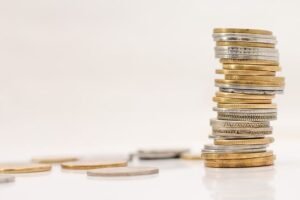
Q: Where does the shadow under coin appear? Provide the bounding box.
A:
[203,166,275,200]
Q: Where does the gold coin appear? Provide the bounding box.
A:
[32,156,79,164]
[216,69,275,76]
[216,92,274,100]
[202,151,273,160]
[213,97,271,104]
[216,41,274,48]
[220,58,279,65]
[213,28,272,35]
[215,79,284,86]
[218,103,276,109]
[224,75,284,83]
[214,137,274,146]
[204,155,275,168]
[223,64,281,72]
[61,160,127,170]
[180,153,202,160]
[0,163,52,174]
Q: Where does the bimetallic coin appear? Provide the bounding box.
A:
[210,119,270,128]
[214,137,274,146]
[217,112,277,121]
[87,167,159,177]
[220,88,283,95]
[0,163,51,174]
[61,160,127,170]
[215,79,284,87]
[213,28,273,35]
[213,96,272,104]
[214,107,277,113]
[223,64,281,71]
[137,148,189,160]
[216,69,276,76]
[215,92,274,100]
[180,153,202,160]
[32,156,78,164]
[217,103,276,109]
[0,175,15,184]
[220,58,279,65]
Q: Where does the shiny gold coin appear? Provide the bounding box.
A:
[216,69,275,76]
[213,97,271,104]
[202,151,273,160]
[0,163,52,174]
[213,28,272,35]
[223,64,281,72]
[216,41,274,48]
[180,153,202,160]
[61,160,127,170]
[204,155,275,168]
[224,75,284,83]
[215,79,284,87]
[216,92,274,100]
[32,156,79,164]
[220,58,278,65]
[214,137,274,146]
[218,103,276,109]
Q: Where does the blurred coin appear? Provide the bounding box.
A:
[210,119,270,128]
[87,166,159,177]
[202,151,273,160]
[204,144,267,151]
[180,152,202,160]
[214,107,277,113]
[214,137,274,146]
[220,87,283,95]
[0,163,51,174]
[32,156,78,164]
[137,148,189,160]
[216,69,275,76]
[224,75,284,82]
[215,79,284,87]
[217,112,277,121]
[216,41,275,48]
[213,28,272,35]
[61,160,127,170]
[217,103,276,109]
[213,96,272,104]
[220,58,278,65]
[223,64,281,71]
[0,175,15,184]
[215,92,274,100]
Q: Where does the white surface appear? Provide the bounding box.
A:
[0,141,299,200]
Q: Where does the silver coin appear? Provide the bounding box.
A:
[210,119,270,128]
[215,54,279,61]
[202,148,266,154]
[213,33,276,39]
[217,83,284,91]
[0,175,15,184]
[213,107,277,114]
[220,88,284,95]
[209,135,265,139]
[87,166,159,177]
[137,148,189,160]
[215,46,278,53]
[213,33,276,43]
[212,127,273,135]
[204,144,267,150]
[217,112,277,121]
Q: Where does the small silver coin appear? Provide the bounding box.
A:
[217,83,284,91]
[213,107,277,114]
[204,144,267,151]
[217,112,277,121]
[220,88,283,95]
[213,33,277,44]
[215,54,279,61]
[210,119,270,128]
[215,46,278,53]
[212,127,273,134]
[137,148,189,160]
[202,148,266,154]
[0,175,15,184]
[87,166,159,177]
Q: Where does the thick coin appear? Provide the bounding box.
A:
[87,167,159,177]
[220,58,278,65]
[0,163,51,174]
[223,64,281,71]
[216,41,275,48]
[213,96,272,104]
[215,79,284,87]
[213,28,273,35]
[214,137,274,146]
[220,88,283,95]
[217,103,276,109]
[32,156,78,164]
[215,92,274,100]
[214,107,277,113]
[0,175,15,184]
[212,127,272,135]
[224,75,284,83]
[180,153,202,160]
[202,151,273,160]
[217,112,277,121]
[61,160,127,170]
[216,69,275,76]
[210,119,270,128]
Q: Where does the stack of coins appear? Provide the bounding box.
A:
[202,28,285,168]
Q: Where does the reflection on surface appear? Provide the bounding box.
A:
[203,166,275,200]
[87,173,159,181]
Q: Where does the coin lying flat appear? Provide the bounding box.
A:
[218,103,276,109]
[202,151,273,160]
[212,127,272,135]
[0,163,51,174]
[180,153,202,160]
[223,64,281,71]
[204,144,267,151]
[216,92,274,100]
[217,112,277,121]
[32,156,78,164]
[216,41,275,48]
[214,107,277,113]
[214,137,274,146]
[216,69,276,76]
[213,96,272,104]
[0,175,15,184]
[213,28,273,35]
[216,79,284,87]
[61,160,127,170]
[220,87,283,95]
[220,58,278,65]
[87,166,159,177]
[137,148,189,160]
[224,75,284,82]
[210,119,270,128]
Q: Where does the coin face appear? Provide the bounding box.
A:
[61,160,128,170]
[87,167,159,177]
[0,163,51,174]
[0,175,15,184]
[32,156,78,164]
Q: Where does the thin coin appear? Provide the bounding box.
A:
[220,58,278,65]
[210,119,270,128]
[0,175,15,184]
[180,153,202,160]
[61,160,127,170]
[205,160,274,168]
[218,103,276,109]
[214,137,274,146]
[217,112,276,121]
[204,144,267,151]
[202,148,266,154]
[213,96,272,104]
[216,54,278,62]
[0,163,51,174]
[215,79,284,87]
[32,156,78,164]
[223,64,281,71]
[216,41,275,48]
[212,127,272,135]
[216,92,274,100]
[137,148,189,160]
[202,151,273,160]
[216,69,275,76]
[87,167,159,177]
[213,107,277,113]
[224,75,284,83]
[213,28,272,35]
[219,87,283,95]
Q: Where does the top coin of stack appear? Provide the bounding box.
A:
[202,28,285,168]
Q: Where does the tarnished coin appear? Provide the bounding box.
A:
[202,151,273,160]
[215,92,274,100]
[32,156,78,164]
[137,148,189,160]
[214,137,274,146]
[223,64,281,71]
[0,175,15,184]
[213,96,272,104]
[180,153,202,160]
[87,167,159,177]
[220,87,283,95]
[61,160,127,170]
[210,119,270,128]
[0,163,51,174]
[217,112,277,121]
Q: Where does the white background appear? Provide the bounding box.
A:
[0,0,298,156]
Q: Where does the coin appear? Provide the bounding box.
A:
[216,41,275,48]
[0,163,51,174]
[220,87,283,95]
[180,153,202,160]
[216,54,278,61]
[204,144,267,151]
[214,107,277,113]
[220,58,278,65]
[224,75,284,82]
[202,151,273,160]
[216,69,275,76]
[213,28,273,35]
[213,33,276,44]
[87,167,159,177]
[213,96,272,104]
[217,103,276,109]
[215,79,284,87]
[210,119,270,128]
[215,92,274,100]
[202,148,266,154]
[214,137,274,145]
[61,160,127,170]
[223,64,281,71]
[32,156,78,164]
[137,148,189,160]
[0,175,15,184]
[217,112,277,121]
